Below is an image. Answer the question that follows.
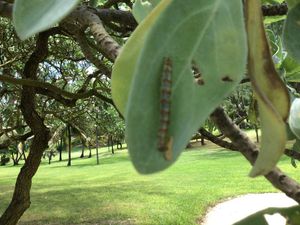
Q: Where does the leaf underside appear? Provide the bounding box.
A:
[126,0,247,174]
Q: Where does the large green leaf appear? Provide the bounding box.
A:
[112,0,171,116]
[126,0,247,173]
[283,4,300,64]
[13,0,80,40]
[234,206,300,225]
[246,0,290,177]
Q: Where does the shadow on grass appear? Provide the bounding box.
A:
[46,148,241,169]
[47,154,130,168]
[13,181,175,225]
[19,218,136,225]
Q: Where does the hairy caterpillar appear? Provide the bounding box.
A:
[158,57,173,161]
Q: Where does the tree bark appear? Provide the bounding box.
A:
[0,32,51,225]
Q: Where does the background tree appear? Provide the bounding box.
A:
[0,0,132,224]
[1,0,300,224]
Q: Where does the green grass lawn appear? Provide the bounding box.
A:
[0,141,299,225]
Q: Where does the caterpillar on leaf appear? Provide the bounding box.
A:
[158,57,173,161]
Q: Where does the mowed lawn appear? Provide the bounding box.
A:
[1,141,300,225]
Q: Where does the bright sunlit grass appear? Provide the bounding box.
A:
[0,140,299,225]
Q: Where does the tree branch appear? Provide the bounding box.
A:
[0,74,114,105]
[0,131,34,150]
[63,6,121,61]
[285,148,300,161]
[94,8,137,31]
[199,125,300,162]
[199,128,237,151]
[211,107,300,203]
[74,31,112,76]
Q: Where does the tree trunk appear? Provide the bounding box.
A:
[0,32,51,225]
[117,142,122,149]
[59,136,63,161]
[11,152,18,165]
[0,131,49,225]
[96,126,99,164]
[80,143,85,158]
[109,135,114,154]
[67,125,71,166]
[48,152,52,165]
[200,135,205,146]
[111,144,114,154]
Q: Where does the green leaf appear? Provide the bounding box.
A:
[286,72,300,82]
[246,0,290,177]
[13,0,80,40]
[132,0,162,23]
[112,0,171,116]
[283,4,300,64]
[283,56,300,74]
[283,56,300,82]
[234,206,300,225]
[126,0,247,173]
